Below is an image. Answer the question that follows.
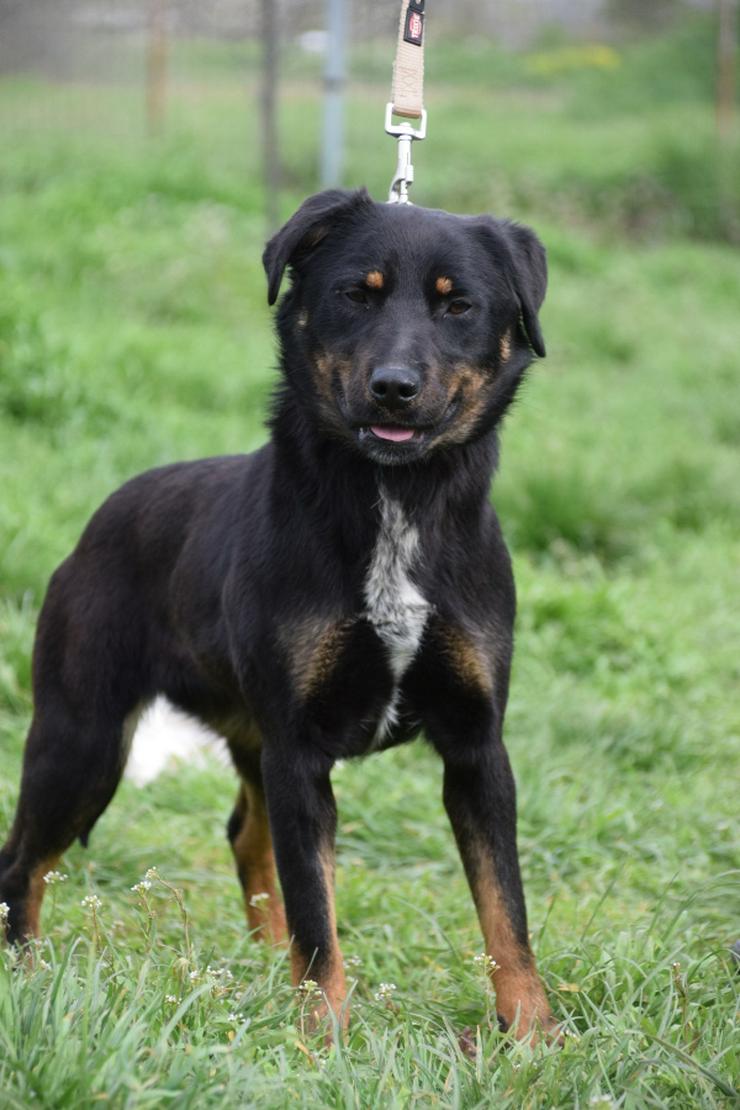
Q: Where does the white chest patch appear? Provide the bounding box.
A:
[364,490,430,741]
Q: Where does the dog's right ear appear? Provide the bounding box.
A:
[262,188,372,306]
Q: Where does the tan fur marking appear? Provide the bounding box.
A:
[435,275,453,295]
[291,848,348,1032]
[447,364,487,402]
[311,354,340,425]
[285,616,353,700]
[24,856,60,938]
[365,270,384,289]
[439,626,493,696]
[335,358,353,395]
[499,329,512,363]
[472,852,554,1040]
[231,782,287,943]
[314,353,331,386]
[434,363,491,447]
[312,353,352,416]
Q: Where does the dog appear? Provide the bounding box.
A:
[0,188,557,1039]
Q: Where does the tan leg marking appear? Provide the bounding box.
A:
[472,851,555,1041]
[291,848,347,1032]
[499,329,512,363]
[438,625,494,697]
[282,616,354,701]
[231,783,287,944]
[24,855,60,938]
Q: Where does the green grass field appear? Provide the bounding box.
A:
[0,19,738,1107]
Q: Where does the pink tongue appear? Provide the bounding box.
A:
[370,425,415,443]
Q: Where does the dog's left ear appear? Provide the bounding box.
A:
[263,188,373,306]
[473,218,548,357]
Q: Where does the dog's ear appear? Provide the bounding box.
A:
[473,218,548,357]
[262,188,373,306]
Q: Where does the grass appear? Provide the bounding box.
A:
[1,19,739,1108]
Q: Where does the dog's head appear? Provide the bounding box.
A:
[264,189,547,465]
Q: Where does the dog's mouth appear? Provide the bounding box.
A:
[362,425,420,444]
[354,423,427,464]
[352,399,462,463]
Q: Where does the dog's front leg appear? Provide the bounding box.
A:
[438,728,556,1041]
[261,745,347,1031]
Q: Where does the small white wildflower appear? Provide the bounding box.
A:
[343,954,362,969]
[188,969,200,982]
[144,868,159,881]
[589,1098,615,1108]
[473,953,499,972]
[81,894,102,911]
[0,903,9,926]
[228,1011,238,1022]
[374,982,397,1002]
[248,891,270,907]
[206,964,233,983]
[131,880,152,894]
[298,978,320,996]
[165,994,178,1004]
[43,870,68,886]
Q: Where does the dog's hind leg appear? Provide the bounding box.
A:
[0,566,147,945]
[226,769,287,945]
[0,705,139,944]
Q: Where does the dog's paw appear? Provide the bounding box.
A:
[497,1005,563,1047]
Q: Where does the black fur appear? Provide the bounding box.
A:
[0,190,555,1035]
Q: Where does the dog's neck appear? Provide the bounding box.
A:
[269,384,500,562]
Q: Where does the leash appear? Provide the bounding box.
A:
[385,0,427,205]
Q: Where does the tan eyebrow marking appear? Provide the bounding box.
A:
[499,329,512,362]
[365,270,384,289]
[435,276,453,295]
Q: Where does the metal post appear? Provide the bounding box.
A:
[321,0,346,187]
[146,0,168,136]
[260,0,280,233]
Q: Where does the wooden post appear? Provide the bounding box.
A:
[146,0,168,136]
[716,0,737,140]
[260,0,281,234]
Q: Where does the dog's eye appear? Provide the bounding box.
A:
[446,299,472,317]
[344,287,370,307]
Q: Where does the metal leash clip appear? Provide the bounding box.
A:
[385,103,427,205]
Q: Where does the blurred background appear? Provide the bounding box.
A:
[1,1,738,234]
[1,0,738,591]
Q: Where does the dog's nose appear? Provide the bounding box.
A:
[369,366,421,409]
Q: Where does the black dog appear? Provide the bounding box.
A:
[0,188,556,1038]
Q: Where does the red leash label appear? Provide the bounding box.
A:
[404,2,425,47]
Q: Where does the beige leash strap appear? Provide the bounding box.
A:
[391,0,426,120]
[386,0,428,204]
